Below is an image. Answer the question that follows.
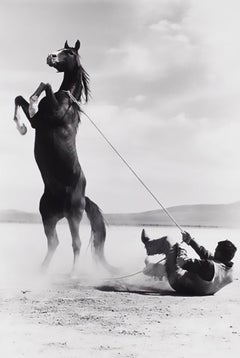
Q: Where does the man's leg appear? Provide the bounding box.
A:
[165,243,191,293]
[143,257,166,279]
[141,229,176,256]
[142,230,180,280]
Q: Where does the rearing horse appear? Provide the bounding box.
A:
[13,40,112,275]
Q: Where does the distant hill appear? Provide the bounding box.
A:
[1,202,240,227]
[0,210,41,223]
[104,202,240,228]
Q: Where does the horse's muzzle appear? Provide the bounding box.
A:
[47,55,56,67]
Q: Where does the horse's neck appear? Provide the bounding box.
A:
[60,68,82,100]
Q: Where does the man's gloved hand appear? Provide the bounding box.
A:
[182,231,192,245]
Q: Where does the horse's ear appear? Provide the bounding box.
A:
[75,40,81,52]
[64,41,70,49]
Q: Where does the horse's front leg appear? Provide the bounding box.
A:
[28,82,45,118]
[13,96,30,135]
[29,82,59,117]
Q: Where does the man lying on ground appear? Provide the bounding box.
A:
[141,230,237,295]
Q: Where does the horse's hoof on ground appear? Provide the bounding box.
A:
[69,271,79,280]
[40,265,48,275]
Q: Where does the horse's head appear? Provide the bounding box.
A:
[47,40,81,72]
[47,40,90,102]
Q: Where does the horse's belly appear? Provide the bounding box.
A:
[34,140,81,187]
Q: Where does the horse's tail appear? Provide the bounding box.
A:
[84,196,116,273]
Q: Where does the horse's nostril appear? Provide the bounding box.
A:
[51,54,57,58]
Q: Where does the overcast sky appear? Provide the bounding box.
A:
[1,0,240,213]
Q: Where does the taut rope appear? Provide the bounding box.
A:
[66,90,185,234]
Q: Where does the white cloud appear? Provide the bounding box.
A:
[149,19,182,35]
[129,94,146,103]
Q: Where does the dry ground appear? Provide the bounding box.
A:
[0,273,240,358]
[1,224,240,357]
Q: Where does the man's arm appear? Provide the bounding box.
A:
[182,232,213,260]
[182,259,214,281]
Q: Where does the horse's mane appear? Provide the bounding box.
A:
[80,65,90,103]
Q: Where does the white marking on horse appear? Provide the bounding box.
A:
[14,106,27,135]
[29,95,39,118]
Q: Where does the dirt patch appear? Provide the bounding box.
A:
[1,274,240,358]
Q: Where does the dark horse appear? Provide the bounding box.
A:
[13,40,112,275]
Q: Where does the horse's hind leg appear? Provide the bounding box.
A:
[41,218,59,271]
[67,215,82,277]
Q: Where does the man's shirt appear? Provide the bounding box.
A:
[182,239,215,281]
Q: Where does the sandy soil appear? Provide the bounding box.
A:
[1,224,240,357]
[0,272,240,358]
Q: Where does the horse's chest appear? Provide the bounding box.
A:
[57,125,75,140]
[34,128,77,164]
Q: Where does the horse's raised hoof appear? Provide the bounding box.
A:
[29,96,38,118]
[16,122,27,135]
